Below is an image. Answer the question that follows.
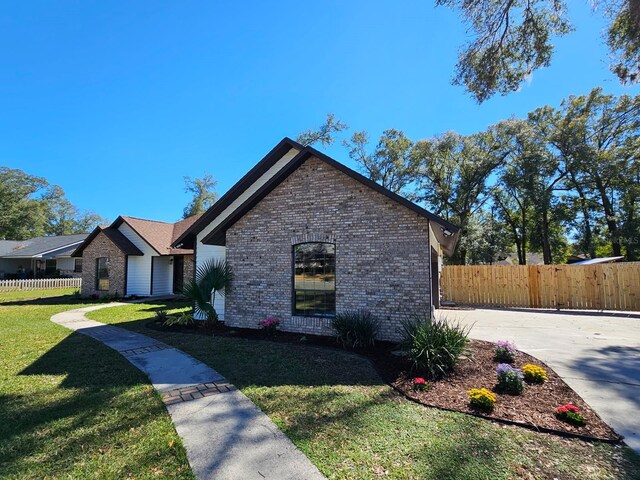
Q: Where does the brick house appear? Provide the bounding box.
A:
[72,215,199,298]
[173,138,459,341]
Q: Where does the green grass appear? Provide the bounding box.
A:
[90,301,640,480]
[0,287,79,302]
[0,290,193,479]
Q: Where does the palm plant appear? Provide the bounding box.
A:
[182,258,232,324]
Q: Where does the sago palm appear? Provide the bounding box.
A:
[182,258,232,323]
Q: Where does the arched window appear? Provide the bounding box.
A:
[293,243,336,316]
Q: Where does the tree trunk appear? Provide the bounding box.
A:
[593,174,621,256]
[520,208,527,265]
[541,207,553,264]
[567,170,596,258]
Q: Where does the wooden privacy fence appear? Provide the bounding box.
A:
[441,263,640,311]
[0,278,82,292]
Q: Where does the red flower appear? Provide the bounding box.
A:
[556,403,579,414]
[414,377,427,385]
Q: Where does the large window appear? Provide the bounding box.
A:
[293,243,336,316]
[96,257,109,291]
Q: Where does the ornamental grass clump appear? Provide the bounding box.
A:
[468,388,496,411]
[556,404,586,426]
[496,363,524,394]
[163,312,194,327]
[400,313,469,379]
[494,340,518,363]
[332,309,380,349]
[522,363,548,383]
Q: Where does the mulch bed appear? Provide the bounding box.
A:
[374,339,621,442]
[148,320,620,443]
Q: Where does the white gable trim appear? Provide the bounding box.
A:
[196,147,300,243]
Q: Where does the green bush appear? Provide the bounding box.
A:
[332,309,380,349]
[400,313,469,379]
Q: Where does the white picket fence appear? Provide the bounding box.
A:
[0,278,82,292]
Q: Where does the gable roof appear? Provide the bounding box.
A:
[71,226,144,257]
[1,234,88,258]
[72,214,202,258]
[174,138,460,256]
[114,214,203,255]
[172,137,301,249]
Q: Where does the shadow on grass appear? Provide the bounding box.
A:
[0,295,100,307]
[136,302,191,313]
[1,332,158,475]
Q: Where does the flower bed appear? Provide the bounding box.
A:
[378,339,620,441]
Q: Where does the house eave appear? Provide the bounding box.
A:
[198,144,461,255]
[171,137,306,249]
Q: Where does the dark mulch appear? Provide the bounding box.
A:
[374,339,620,442]
[149,320,620,442]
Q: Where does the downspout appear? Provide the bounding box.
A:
[428,221,435,317]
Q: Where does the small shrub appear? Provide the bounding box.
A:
[494,340,518,363]
[413,377,428,392]
[522,363,548,383]
[258,316,280,336]
[496,363,524,394]
[400,313,469,379]
[332,309,380,349]
[155,309,171,323]
[164,313,194,327]
[556,404,586,426]
[468,388,496,411]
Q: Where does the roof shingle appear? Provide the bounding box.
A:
[2,234,88,258]
[118,214,202,255]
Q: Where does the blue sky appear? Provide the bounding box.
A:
[1,1,638,224]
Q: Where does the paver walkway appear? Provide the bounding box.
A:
[447,307,640,452]
[51,303,325,480]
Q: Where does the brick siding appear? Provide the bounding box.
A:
[80,231,127,298]
[224,156,432,341]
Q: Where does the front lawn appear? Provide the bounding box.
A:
[0,290,193,479]
[89,301,640,480]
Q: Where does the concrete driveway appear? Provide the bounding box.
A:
[440,307,640,451]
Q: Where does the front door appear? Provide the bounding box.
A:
[173,256,184,293]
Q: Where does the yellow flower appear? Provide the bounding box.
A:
[468,387,496,408]
[522,364,548,383]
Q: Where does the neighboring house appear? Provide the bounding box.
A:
[494,252,544,266]
[569,256,625,265]
[72,215,200,298]
[173,138,460,341]
[0,234,88,279]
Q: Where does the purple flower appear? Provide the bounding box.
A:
[496,340,517,352]
[496,363,524,381]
